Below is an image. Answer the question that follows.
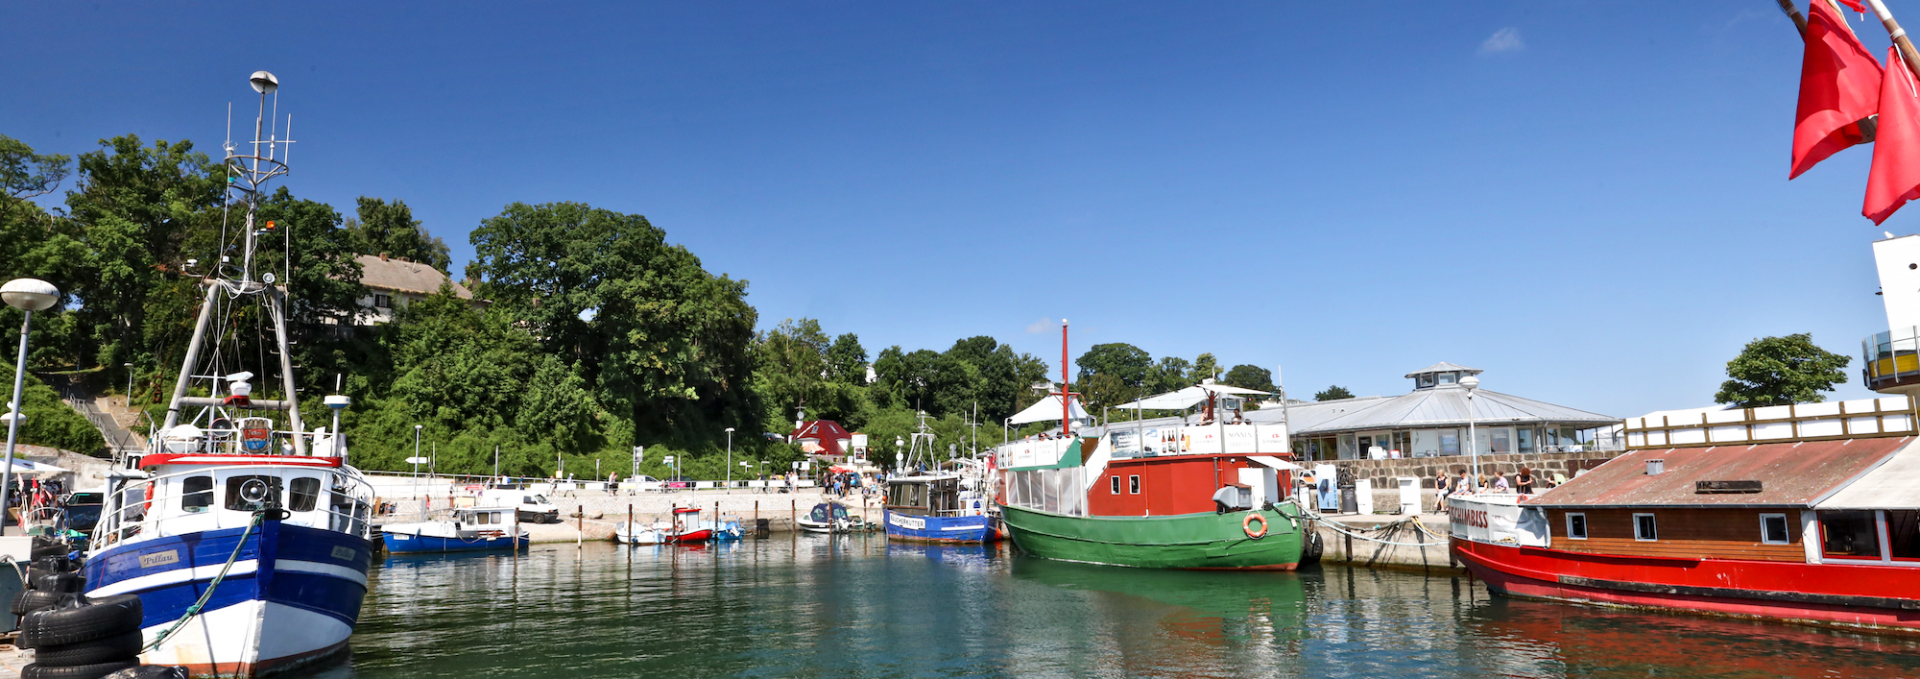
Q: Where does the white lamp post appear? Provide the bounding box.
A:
[1461,375,1481,485]
[1,279,56,535]
[725,427,735,488]
[123,362,133,405]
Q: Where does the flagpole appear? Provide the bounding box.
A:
[1778,0,1810,36]
[1866,0,1920,76]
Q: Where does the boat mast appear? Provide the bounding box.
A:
[160,71,306,454]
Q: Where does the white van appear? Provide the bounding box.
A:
[480,488,560,523]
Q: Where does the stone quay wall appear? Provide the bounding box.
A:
[1322,450,1623,489]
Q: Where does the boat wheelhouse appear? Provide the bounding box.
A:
[884,473,995,543]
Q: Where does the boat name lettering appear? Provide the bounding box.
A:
[140,549,180,568]
[890,514,927,530]
[1449,507,1488,528]
[331,545,357,561]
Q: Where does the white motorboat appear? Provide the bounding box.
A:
[382,506,529,554]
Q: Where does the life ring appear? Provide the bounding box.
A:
[1242,512,1268,539]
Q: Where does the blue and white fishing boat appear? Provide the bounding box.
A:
[381,506,529,554]
[84,71,376,678]
[882,414,997,543]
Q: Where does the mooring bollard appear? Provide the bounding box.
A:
[578,504,585,549]
[628,503,634,543]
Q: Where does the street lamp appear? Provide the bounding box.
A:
[123,362,133,406]
[1461,375,1481,485]
[412,424,423,477]
[725,427,735,489]
[0,279,56,535]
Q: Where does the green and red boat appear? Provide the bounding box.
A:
[996,320,1306,570]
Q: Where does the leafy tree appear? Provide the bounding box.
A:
[1315,385,1355,401]
[1714,333,1851,407]
[1081,372,1137,413]
[1222,365,1274,393]
[469,202,758,444]
[0,135,70,222]
[0,364,105,456]
[349,197,450,271]
[1075,343,1151,387]
[1147,356,1192,393]
[825,333,867,384]
[757,318,832,416]
[1192,352,1221,382]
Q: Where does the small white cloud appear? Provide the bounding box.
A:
[1479,27,1524,55]
[1025,317,1055,334]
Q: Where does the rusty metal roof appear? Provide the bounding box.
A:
[1524,437,1915,508]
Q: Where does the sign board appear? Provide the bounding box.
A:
[241,426,271,452]
[404,456,429,465]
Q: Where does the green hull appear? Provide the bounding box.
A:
[1000,503,1305,570]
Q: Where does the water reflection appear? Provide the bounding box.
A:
[314,537,1920,679]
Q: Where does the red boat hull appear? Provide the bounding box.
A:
[672,529,713,543]
[1451,538,1920,632]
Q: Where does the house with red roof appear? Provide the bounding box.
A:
[790,420,854,457]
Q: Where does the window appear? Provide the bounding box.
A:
[1889,510,1920,560]
[1633,513,1658,541]
[1516,428,1535,454]
[225,475,283,511]
[182,476,214,512]
[1821,511,1882,558]
[1110,476,1121,495]
[1566,512,1588,540]
[289,478,320,512]
[1129,475,1141,494]
[1438,372,1457,385]
[1440,430,1460,455]
[1760,513,1791,545]
[374,293,392,308]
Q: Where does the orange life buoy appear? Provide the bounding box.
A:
[1242,512,1268,539]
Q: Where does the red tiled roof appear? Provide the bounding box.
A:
[790,420,852,455]
[1524,437,1913,508]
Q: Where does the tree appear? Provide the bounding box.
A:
[1147,356,1192,393]
[756,318,832,416]
[1192,353,1221,382]
[349,197,450,271]
[1315,385,1354,401]
[1222,365,1274,393]
[1081,372,1136,413]
[1714,333,1851,407]
[0,135,70,222]
[825,333,867,384]
[1076,343,1152,387]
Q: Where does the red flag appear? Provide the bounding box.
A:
[1792,0,1883,179]
[1866,48,1920,224]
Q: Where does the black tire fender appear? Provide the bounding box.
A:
[20,596,144,649]
[32,571,84,594]
[10,589,69,615]
[30,629,144,667]
[21,660,141,679]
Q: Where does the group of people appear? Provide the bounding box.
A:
[7,477,65,524]
[1433,466,1552,512]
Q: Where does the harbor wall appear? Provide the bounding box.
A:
[1310,514,1461,574]
[377,488,877,543]
[1320,451,1623,511]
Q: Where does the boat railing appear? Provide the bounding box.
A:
[92,464,376,551]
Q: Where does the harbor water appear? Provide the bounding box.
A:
[316,537,1920,679]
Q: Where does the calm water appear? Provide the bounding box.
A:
[310,536,1920,679]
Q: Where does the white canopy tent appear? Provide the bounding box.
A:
[0,459,67,476]
[1009,395,1092,425]
[1110,386,1209,411]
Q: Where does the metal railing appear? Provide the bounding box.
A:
[91,464,375,551]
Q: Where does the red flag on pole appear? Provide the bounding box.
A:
[1792,0,1884,179]
[1866,47,1920,224]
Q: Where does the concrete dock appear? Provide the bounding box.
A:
[1308,511,1462,574]
[379,488,875,544]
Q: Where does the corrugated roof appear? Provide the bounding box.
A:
[1246,387,1616,434]
[356,254,473,299]
[1525,438,1913,508]
[1405,362,1483,378]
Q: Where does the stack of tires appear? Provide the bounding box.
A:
[11,536,146,679]
[12,536,80,619]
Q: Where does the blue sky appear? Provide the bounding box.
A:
[2,1,1909,419]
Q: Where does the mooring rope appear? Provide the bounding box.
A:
[142,511,264,652]
[1301,509,1447,548]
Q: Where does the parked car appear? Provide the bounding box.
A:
[479,488,561,523]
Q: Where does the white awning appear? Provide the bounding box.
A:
[1110,386,1208,411]
[1009,395,1092,425]
[1248,455,1303,471]
[1197,383,1270,396]
[1816,439,1920,509]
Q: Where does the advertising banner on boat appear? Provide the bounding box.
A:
[1003,439,1075,469]
[1449,495,1550,547]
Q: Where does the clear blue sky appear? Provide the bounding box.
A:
[2,1,1908,419]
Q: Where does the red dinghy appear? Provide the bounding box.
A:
[670,507,713,543]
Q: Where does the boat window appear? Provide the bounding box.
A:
[183,476,215,512]
[1129,475,1140,495]
[1566,512,1587,540]
[1759,513,1791,545]
[1110,476,1120,495]
[224,475,284,511]
[1886,510,1920,560]
[288,477,320,512]
[1633,513,1657,541]
[1820,511,1881,559]
[811,505,828,522]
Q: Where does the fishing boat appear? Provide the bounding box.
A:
[381,506,528,554]
[83,72,378,677]
[669,507,714,543]
[996,320,1306,570]
[1450,234,1920,632]
[614,518,672,545]
[884,412,997,543]
[797,502,857,534]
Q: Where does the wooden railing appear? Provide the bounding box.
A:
[1623,396,1917,450]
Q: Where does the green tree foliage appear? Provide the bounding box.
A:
[1147,356,1192,393]
[1075,343,1151,387]
[825,333,867,385]
[0,135,70,218]
[1192,352,1221,382]
[871,338,1047,423]
[0,365,106,456]
[1315,385,1355,401]
[1714,333,1851,407]
[348,197,450,271]
[469,202,758,446]
[1222,365,1274,393]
